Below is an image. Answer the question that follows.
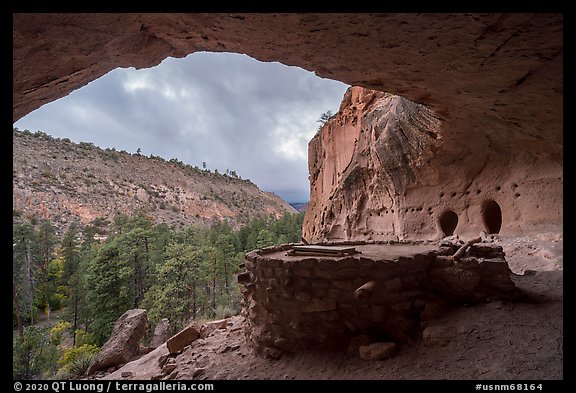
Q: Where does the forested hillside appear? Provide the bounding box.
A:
[13,213,303,379]
[13,128,296,237]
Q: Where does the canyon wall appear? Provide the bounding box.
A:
[303,86,562,241]
[13,131,296,235]
[13,14,563,240]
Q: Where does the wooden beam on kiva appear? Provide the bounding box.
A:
[286,245,360,257]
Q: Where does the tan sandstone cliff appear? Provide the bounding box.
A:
[303,86,562,242]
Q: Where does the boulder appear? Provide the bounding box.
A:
[166,324,200,354]
[87,308,148,375]
[422,324,457,346]
[150,318,171,349]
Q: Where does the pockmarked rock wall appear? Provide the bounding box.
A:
[303,87,562,242]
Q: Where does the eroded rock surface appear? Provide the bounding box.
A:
[13,14,562,137]
[303,86,562,242]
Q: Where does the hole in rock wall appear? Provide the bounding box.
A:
[481,199,502,234]
[439,210,458,236]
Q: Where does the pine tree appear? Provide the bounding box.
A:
[85,240,132,345]
[256,228,275,248]
[13,326,58,379]
[13,224,40,327]
[36,221,56,274]
[34,221,57,313]
[61,223,80,282]
[60,223,85,344]
[144,243,208,333]
[117,227,152,307]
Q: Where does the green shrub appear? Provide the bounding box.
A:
[68,351,96,377]
[74,329,97,347]
[57,344,99,374]
[49,321,72,346]
[54,368,74,380]
[215,305,235,319]
[13,327,58,379]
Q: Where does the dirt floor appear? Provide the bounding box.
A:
[102,231,563,380]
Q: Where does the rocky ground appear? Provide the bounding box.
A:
[100,231,563,380]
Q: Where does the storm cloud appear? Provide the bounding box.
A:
[14,52,349,203]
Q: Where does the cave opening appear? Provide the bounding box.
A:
[13,52,349,209]
[482,199,502,234]
[439,210,458,236]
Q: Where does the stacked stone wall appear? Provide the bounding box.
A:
[238,241,519,357]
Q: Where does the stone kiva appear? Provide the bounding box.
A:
[239,241,521,357]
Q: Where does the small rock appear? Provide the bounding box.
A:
[486,301,503,310]
[422,324,457,346]
[218,345,232,353]
[192,367,206,378]
[200,319,228,339]
[137,344,154,355]
[195,355,210,368]
[295,291,312,302]
[359,342,397,360]
[262,346,283,359]
[121,371,133,378]
[162,358,177,374]
[420,300,447,321]
[158,353,170,368]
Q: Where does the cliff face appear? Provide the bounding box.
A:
[12,14,563,240]
[303,87,562,242]
[13,131,296,235]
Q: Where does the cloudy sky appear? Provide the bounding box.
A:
[14,52,349,203]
